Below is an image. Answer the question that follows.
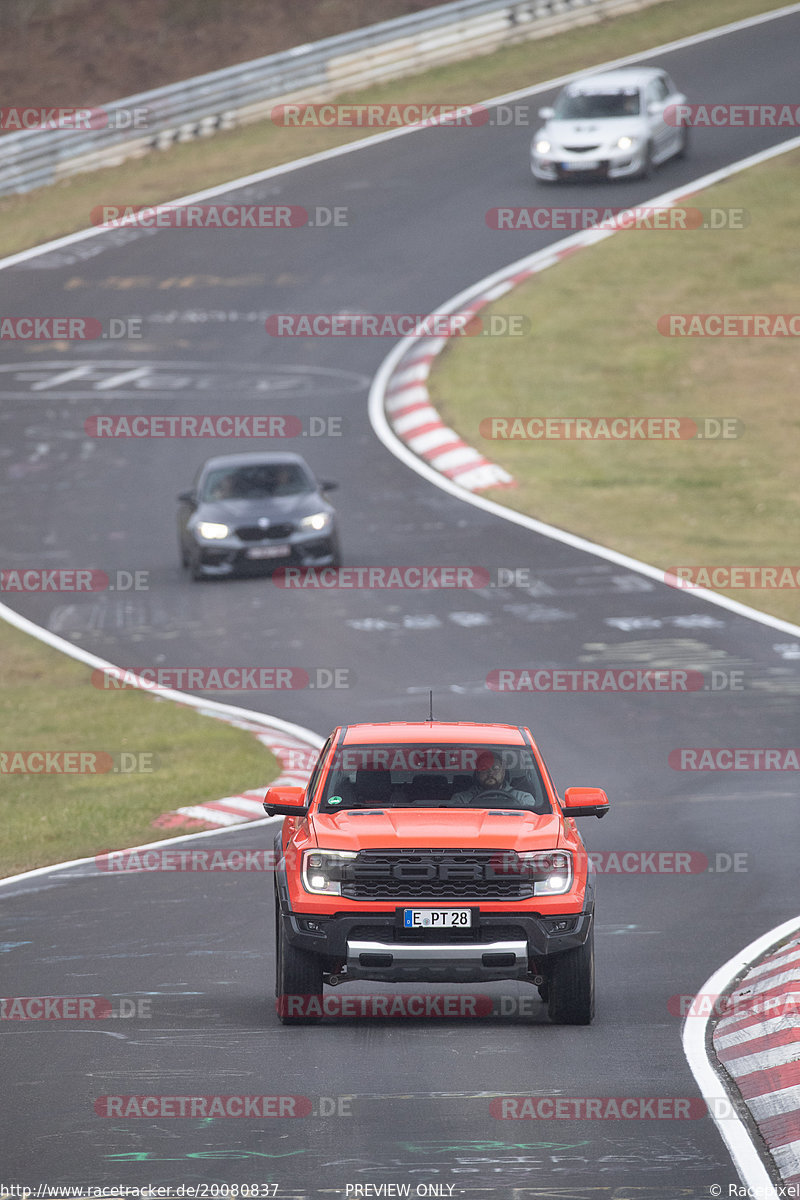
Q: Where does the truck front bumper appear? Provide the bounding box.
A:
[278,906,593,983]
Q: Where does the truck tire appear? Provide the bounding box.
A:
[275,912,323,1025]
[547,926,595,1025]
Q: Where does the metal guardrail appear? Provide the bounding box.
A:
[0,0,668,197]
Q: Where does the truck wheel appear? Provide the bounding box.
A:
[275,914,323,1025]
[547,927,595,1025]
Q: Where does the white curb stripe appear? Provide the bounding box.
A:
[393,406,442,434]
[210,797,268,816]
[408,427,461,454]
[431,445,484,472]
[175,806,247,827]
[771,1140,800,1180]
[718,1044,800,1077]
[746,946,800,979]
[746,1086,800,1122]
[716,1016,800,1050]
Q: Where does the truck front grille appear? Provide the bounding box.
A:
[341,849,534,901]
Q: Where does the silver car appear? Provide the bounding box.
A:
[531,67,688,182]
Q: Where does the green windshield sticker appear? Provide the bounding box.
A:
[328,796,343,805]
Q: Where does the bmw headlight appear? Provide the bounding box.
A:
[301,512,331,531]
[197,522,230,540]
[302,849,358,896]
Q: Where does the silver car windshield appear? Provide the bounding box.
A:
[554,90,640,119]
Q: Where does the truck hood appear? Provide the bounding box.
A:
[311,808,564,851]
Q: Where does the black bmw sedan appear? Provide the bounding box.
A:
[178,452,340,580]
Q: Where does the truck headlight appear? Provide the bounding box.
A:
[302,849,358,895]
[518,850,573,895]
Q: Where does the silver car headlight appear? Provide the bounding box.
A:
[301,512,331,531]
[615,135,636,150]
[534,138,551,154]
[196,522,230,540]
[302,849,358,896]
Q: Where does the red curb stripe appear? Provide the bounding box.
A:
[755,1111,800,1152]
[730,1060,800,1101]
[423,440,471,461]
[717,1027,800,1063]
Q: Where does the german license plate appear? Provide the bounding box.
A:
[246,544,290,559]
[562,161,600,171]
[403,908,472,929]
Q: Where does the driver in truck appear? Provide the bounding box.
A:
[451,750,535,807]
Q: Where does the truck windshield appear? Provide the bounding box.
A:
[318,743,552,813]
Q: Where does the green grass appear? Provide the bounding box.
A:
[428,151,800,624]
[0,620,280,877]
[0,0,781,259]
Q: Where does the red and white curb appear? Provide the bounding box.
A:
[380,137,800,516]
[384,335,514,492]
[152,716,316,829]
[712,935,800,1185]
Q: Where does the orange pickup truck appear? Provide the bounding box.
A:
[265,720,609,1025]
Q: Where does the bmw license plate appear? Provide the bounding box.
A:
[403,908,472,928]
[246,544,290,559]
[562,161,600,171]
